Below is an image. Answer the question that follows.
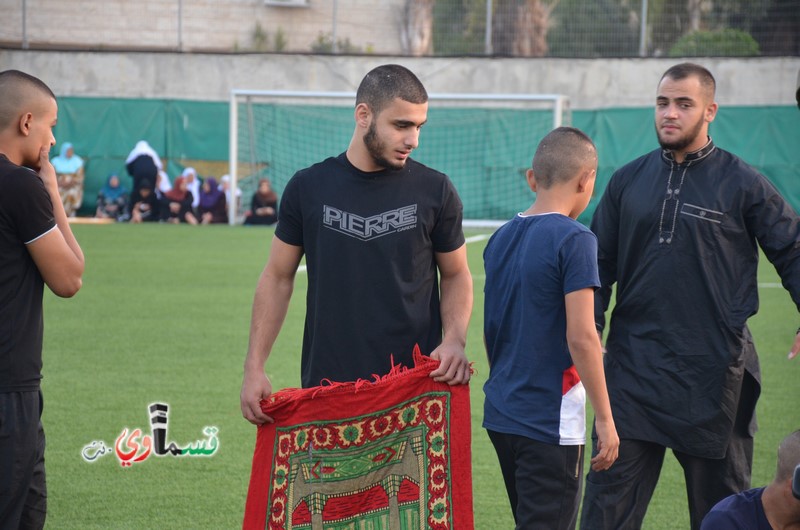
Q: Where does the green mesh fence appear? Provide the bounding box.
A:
[53,97,799,222]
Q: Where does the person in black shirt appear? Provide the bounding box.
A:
[129,178,160,223]
[159,175,197,224]
[240,64,473,424]
[125,140,161,196]
[0,70,85,530]
[243,178,278,226]
[580,63,800,530]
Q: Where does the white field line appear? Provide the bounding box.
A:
[296,234,784,289]
[295,232,494,274]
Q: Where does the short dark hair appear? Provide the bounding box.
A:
[0,70,56,130]
[531,126,597,189]
[775,430,800,482]
[355,64,428,115]
[660,62,716,100]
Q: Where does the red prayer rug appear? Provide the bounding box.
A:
[243,346,474,530]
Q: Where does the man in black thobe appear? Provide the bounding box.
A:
[580,63,800,530]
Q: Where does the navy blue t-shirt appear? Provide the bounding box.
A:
[700,487,771,530]
[483,213,600,445]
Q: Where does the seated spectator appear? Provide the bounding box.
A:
[160,176,198,225]
[701,429,800,529]
[126,140,162,196]
[198,177,227,224]
[181,167,202,214]
[156,169,173,199]
[219,174,242,214]
[95,173,128,221]
[244,178,278,226]
[129,178,160,223]
[51,141,85,217]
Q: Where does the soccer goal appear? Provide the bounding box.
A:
[228,90,570,227]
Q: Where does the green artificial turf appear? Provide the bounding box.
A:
[39,223,798,529]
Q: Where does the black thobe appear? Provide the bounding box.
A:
[592,139,800,458]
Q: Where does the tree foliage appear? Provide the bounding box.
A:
[669,28,760,57]
[432,0,488,55]
[548,0,639,57]
[429,0,796,57]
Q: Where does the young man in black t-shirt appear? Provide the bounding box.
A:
[0,70,85,529]
[241,64,473,425]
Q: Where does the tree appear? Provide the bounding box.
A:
[432,0,487,55]
[548,0,639,57]
[687,0,704,32]
[492,0,560,56]
[401,0,435,56]
[746,0,799,55]
[649,0,783,56]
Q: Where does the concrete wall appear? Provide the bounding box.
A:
[1,50,798,109]
[0,0,403,55]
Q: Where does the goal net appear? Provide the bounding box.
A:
[228,90,570,227]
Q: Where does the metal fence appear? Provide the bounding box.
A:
[2,0,798,57]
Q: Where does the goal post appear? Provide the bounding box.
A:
[228,90,570,227]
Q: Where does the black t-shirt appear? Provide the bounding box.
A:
[0,154,56,391]
[276,153,465,387]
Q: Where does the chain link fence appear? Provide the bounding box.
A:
[1,0,797,57]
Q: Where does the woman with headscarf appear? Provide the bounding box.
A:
[51,142,85,217]
[197,177,227,224]
[218,174,242,213]
[125,140,162,196]
[160,176,198,225]
[244,178,278,226]
[181,167,202,213]
[156,169,173,198]
[95,173,128,221]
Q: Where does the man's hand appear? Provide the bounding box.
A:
[240,368,274,425]
[38,147,57,189]
[789,328,800,360]
[429,340,471,385]
[590,418,619,472]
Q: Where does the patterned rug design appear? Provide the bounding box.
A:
[243,347,473,530]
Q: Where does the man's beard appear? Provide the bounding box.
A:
[364,121,404,171]
[656,115,705,153]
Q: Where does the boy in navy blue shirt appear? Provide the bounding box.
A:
[483,126,618,529]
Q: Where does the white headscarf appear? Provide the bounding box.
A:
[182,167,201,208]
[157,170,173,194]
[218,174,242,204]
[126,140,163,170]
